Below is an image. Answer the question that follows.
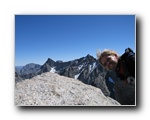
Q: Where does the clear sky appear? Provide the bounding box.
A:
[15,15,135,66]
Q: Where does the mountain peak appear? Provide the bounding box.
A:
[86,54,91,56]
[45,58,56,66]
[47,58,55,62]
[85,54,96,62]
[19,63,41,75]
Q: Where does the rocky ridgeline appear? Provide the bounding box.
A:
[15,72,120,106]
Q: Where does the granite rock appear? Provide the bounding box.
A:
[15,72,120,106]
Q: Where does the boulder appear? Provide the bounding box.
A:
[15,72,120,106]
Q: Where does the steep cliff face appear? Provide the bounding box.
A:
[15,72,120,106]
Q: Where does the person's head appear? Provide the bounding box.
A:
[97,49,119,71]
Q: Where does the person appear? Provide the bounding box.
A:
[97,48,135,84]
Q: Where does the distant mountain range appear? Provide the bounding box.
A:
[15,54,118,100]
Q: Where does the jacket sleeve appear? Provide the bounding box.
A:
[121,48,135,78]
[126,54,135,77]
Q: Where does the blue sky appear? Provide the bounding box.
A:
[15,15,135,66]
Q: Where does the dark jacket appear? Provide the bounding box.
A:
[115,48,135,80]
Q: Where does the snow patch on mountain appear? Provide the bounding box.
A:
[78,65,83,70]
[50,67,56,73]
[74,73,80,79]
[89,62,97,73]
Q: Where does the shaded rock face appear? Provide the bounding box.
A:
[15,72,22,82]
[15,63,41,80]
[39,58,56,73]
[115,80,135,105]
[105,71,135,105]
[15,66,23,74]
[15,72,120,106]
[20,63,41,75]
[15,64,41,81]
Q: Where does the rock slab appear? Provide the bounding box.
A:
[15,72,120,106]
